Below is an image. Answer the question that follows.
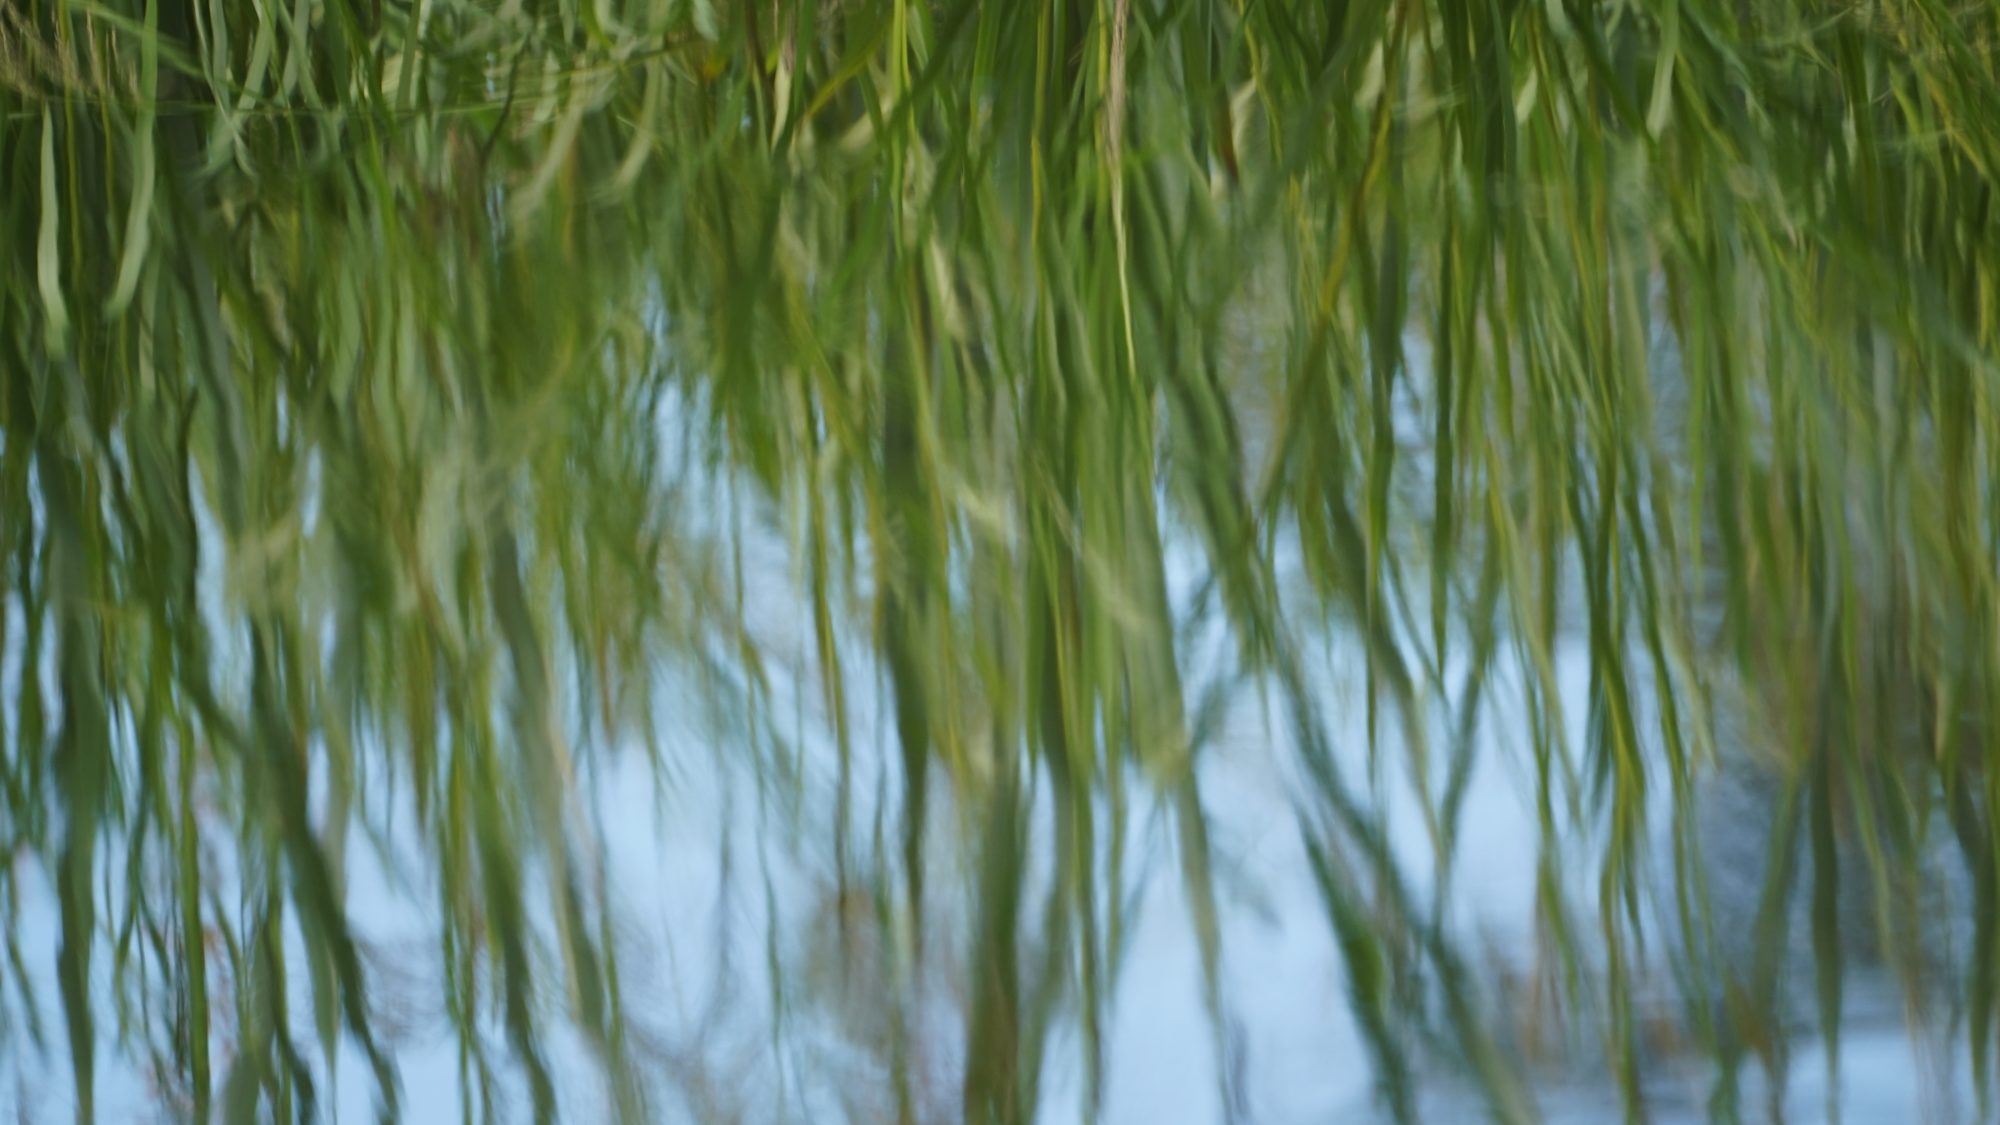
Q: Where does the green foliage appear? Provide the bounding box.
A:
[3,0,1999,1120]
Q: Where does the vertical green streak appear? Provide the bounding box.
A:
[962,759,1026,1125]
[178,731,211,1121]
[880,269,938,961]
[44,415,107,1125]
[1810,740,1844,1123]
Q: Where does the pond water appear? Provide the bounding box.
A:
[0,401,1977,1124]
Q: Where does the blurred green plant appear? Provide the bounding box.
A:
[3,0,1999,1121]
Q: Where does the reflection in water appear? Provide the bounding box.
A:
[0,386,1978,1124]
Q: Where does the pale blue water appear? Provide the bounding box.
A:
[0,393,1975,1124]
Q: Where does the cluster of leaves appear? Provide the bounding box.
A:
[4,0,2000,1121]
